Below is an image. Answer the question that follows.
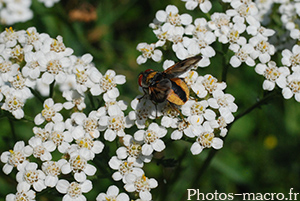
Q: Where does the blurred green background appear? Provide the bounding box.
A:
[1,0,300,200]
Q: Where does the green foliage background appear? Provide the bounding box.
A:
[1,0,300,200]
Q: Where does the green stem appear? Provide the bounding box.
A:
[29,87,45,103]
[88,92,95,109]
[233,90,279,123]
[49,81,55,99]
[8,117,17,142]
[222,62,230,83]
[190,149,217,189]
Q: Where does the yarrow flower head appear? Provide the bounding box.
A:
[1,141,31,174]
[190,121,223,155]
[1,89,25,119]
[96,185,130,201]
[182,0,212,13]
[61,150,97,182]
[108,156,144,183]
[34,98,63,125]
[16,162,46,192]
[90,69,126,99]
[136,43,162,64]
[42,159,67,187]
[5,0,300,199]
[5,182,36,201]
[56,179,93,201]
[124,174,158,201]
[134,123,167,156]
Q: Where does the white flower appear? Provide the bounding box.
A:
[0,141,31,174]
[35,78,50,96]
[43,35,74,56]
[124,174,158,201]
[61,150,96,182]
[0,27,20,47]
[190,122,223,155]
[42,159,67,187]
[116,134,152,165]
[6,182,36,201]
[56,179,92,201]
[22,51,44,80]
[90,69,126,99]
[63,90,86,111]
[217,116,229,137]
[208,91,237,124]
[108,156,144,183]
[152,23,171,47]
[182,0,212,13]
[160,102,180,129]
[0,57,19,82]
[281,45,300,70]
[130,97,157,129]
[16,162,46,192]
[255,61,290,91]
[182,100,216,123]
[208,13,231,33]
[21,27,51,51]
[74,135,104,160]
[34,98,63,125]
[69,53,93,68]
[249,35,275,63]
[96,185,130,201]
[102,94,128,111]
[66,55,95,93]
[0,0,33,25]
[218,23,246,45]
[170,27,189,60]
[38,51,71,84]
[209,90,238,113]
[192,74,226,96]
[183,31,216,58]
[246,18,275,38]
[170,119,200,140]
[45,121,73,154]
[136,43,162,64]
[230,44,255,67]
[226,1,258,24]
[99,105,133,142]
[155,5,192,26]
[280,72,300,102]
[1,89,25,119]
[38,0,60,8]
[27,136,56,161]
[290,28,300,40]
[71,111,100,139]
[7,72,33,99]
[134,123,167,156]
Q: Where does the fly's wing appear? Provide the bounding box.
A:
[149,79,172,103]
[163,55,202,79]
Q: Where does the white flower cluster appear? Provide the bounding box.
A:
[0,27,160,201]
[0,27,126,119]
[131,69,237,155]
[2,0,300,200]
[136,1,300,104]
[0,0,60,25]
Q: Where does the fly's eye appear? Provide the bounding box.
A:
[138,74,144,87]
[138,69,154,87]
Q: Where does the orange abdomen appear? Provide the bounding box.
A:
[167,78,189,105]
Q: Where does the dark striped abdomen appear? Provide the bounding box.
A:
[167,78,189,105]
